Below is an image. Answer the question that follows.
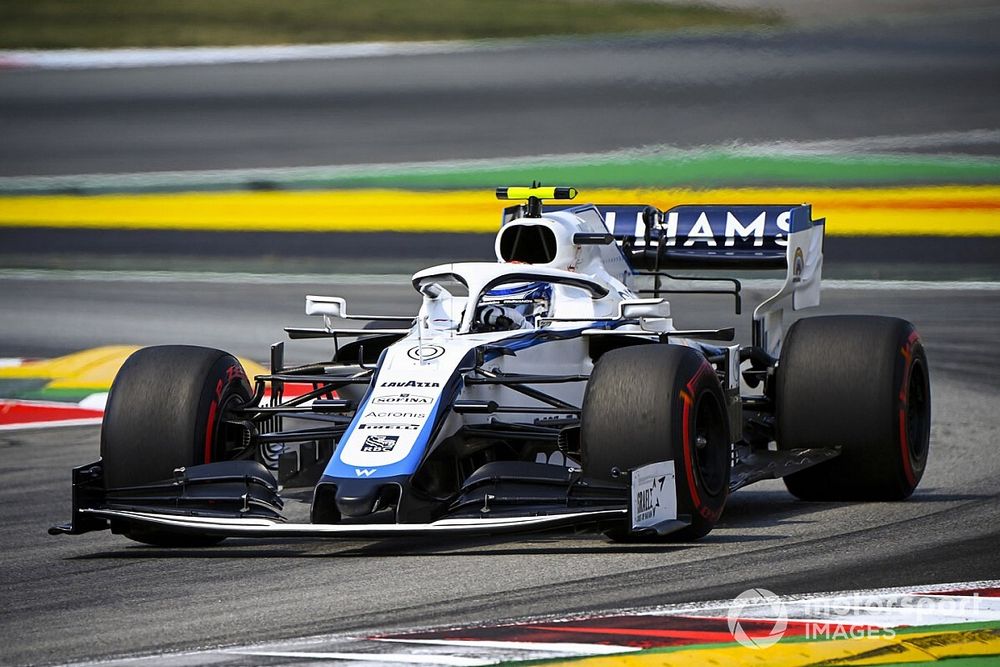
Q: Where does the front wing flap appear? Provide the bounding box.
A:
[81,507,628,539]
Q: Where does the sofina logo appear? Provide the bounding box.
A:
[373,394,433,405]
[727,588,788,649]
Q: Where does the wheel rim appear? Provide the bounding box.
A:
[906,358,930,464]
[692,390,728,497]
[211,390,250,462]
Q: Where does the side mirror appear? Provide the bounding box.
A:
[619,298,670,320]
[305,295,346,318]
[419,282,444,299]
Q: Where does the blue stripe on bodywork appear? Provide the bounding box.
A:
[484,281,549,297]
[322,365,464,481]
[482,321,614,362]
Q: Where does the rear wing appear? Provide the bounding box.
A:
[504,202,823,270]
[502,201,825,355]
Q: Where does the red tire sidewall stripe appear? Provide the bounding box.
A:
[204,377,224,464]
[898,331,920,487]
[681,388,701,509]
[681,362,712,511]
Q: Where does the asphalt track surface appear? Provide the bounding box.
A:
[1,276,999,665]
[1,10,999,177]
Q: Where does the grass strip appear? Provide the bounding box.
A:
[0,0,777,49]
[287,153,1000,191]
[2,153,997,197]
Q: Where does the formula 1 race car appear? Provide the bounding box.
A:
[52,186,931,546]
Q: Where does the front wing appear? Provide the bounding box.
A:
[79,507,631,539]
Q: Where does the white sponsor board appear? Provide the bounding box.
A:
[630,460,676,531]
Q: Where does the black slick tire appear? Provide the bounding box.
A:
[777,315,930,501]
[581,345,731,541]
[101,345,253,546]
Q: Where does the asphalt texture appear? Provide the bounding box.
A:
[1,10,999,176]
[0,277,998,665]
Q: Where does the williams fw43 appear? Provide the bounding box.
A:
[52,186,931,546]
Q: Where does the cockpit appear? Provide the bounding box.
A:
[473,281,552,332]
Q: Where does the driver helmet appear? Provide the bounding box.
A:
[476,281,552,331]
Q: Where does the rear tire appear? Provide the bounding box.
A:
[777,316,930,501]
[101,345,253,546]
[581,345,731,541]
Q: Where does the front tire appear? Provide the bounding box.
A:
[777,315,930,501]
[101,345,253,546]
[581,345,731,541]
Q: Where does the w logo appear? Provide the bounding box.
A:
[355,468,377,477]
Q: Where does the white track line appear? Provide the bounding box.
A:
[0,269,405,285]
[0,269,997,291]
[730,129,1000,155]
[0,418,103,432]
[224,649,491,666]
[0,41,491,70]
[374,638,638,655]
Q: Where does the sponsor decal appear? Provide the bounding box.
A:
[380,380,440,388]
[354,468,378,477]
[407,344,445,361]
[357,422,420,431]
[360,435,398,453]
[792,247,805,283]
[662,208,792,248]
[630,460,677,530]
[372,393,433,405]
[605,205,795,249]
[364,411,425,419]
[225,364,247,384]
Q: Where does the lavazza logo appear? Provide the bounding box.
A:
[381,380,440,388]
[726,588,984,649]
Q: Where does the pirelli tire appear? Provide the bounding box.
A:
[581,345,731,541]
[100,345,253,546]
[777,315,931,501]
